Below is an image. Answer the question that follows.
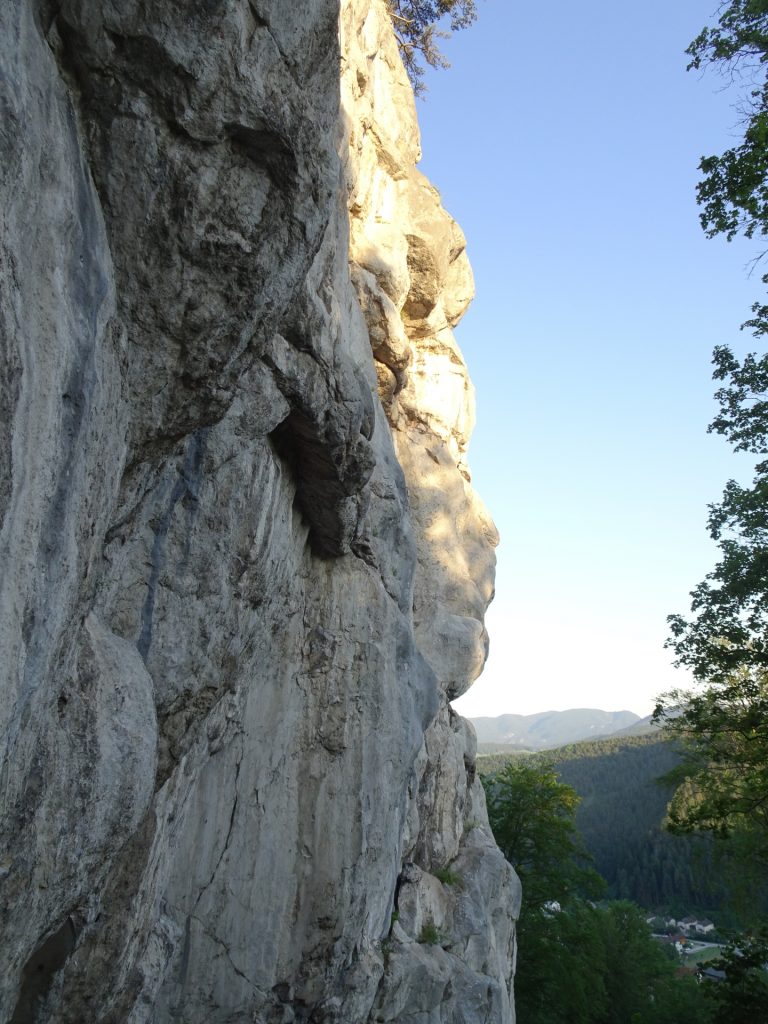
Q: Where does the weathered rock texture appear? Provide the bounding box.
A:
[0,1,520,1021]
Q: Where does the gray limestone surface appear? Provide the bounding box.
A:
[0,1,520,1021]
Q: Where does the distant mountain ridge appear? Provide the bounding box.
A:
[470,708,642,751]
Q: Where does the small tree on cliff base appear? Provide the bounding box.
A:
[483,760,600,912]
[385,0,476,93]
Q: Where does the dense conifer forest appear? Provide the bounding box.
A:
[479,734,767,925]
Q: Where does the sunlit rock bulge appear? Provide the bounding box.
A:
[0,0,520,1021]
[343,4,500,708]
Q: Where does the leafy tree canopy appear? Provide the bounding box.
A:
[482,761,715,1024]
[706,928,768,1023]
[654,670,768,923]
[385,0,477,93]
[483,760,602,911]
[662,5,768,878]
[656,669,768,846]
[686,0,768,245]
[668,0,768,684]
[667,345,768,683]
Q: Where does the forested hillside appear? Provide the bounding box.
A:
[479,735,762,922]
[552,738,728,917]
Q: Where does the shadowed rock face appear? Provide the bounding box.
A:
[0,1,520,1022]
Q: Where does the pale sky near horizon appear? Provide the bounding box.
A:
[413,1,763,718]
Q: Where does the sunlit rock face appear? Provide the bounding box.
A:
[0,0,519,1021]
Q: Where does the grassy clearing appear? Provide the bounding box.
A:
[683,944,723,966]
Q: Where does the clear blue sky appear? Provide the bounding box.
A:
[414,0,762,717]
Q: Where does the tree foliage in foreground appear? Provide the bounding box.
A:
[385,0,476,93]
[655,669,768,870]
[666,345,768,683]
[483,760,601,911]
[667,1,768,681]
[706,928,768,1023]
[686,0,768,247]
[654,675,768,936]
[483,763,714,1024]
[660,1,768,883]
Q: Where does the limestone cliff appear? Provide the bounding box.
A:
[0,2,520,1021]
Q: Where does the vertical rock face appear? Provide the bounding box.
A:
[0,1,520,1021]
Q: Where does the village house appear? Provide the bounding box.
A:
[676,916,716,935]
